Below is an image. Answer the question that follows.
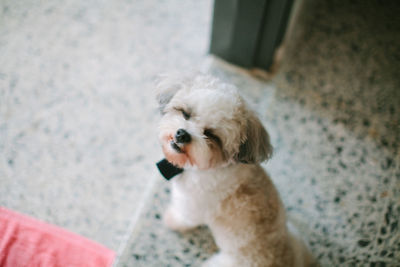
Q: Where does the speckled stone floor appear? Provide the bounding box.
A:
[1,0,399,266]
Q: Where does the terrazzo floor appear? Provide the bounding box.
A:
[1,0,399,266]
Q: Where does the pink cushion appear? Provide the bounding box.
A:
[0,207,115,267]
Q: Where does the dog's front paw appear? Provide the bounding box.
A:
[163,207,196,232]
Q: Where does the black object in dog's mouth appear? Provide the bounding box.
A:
[171,140,183,153]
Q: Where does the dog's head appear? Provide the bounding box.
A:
[156,73,272,170]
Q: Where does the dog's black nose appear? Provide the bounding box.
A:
[175,129,191,144]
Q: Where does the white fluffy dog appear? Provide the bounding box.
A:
[156,73,314,267]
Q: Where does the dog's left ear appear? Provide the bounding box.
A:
[235,111,273,164]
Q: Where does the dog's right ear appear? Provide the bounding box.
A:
[155,74,181,114]
[156,73,194,114]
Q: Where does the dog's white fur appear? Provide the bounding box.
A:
[156,73,314,267]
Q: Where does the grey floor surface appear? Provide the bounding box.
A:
[1,0,399,266]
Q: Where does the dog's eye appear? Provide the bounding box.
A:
[203,129,212,138]
[204,129,218,140]
[175,108,191,120]
[204,129,222,147]
[181,110,190,120]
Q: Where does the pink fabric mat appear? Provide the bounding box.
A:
[0,207,115,267]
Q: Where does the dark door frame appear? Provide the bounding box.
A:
[210,0,294,71]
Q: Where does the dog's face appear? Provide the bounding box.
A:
[156,74,272,170]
